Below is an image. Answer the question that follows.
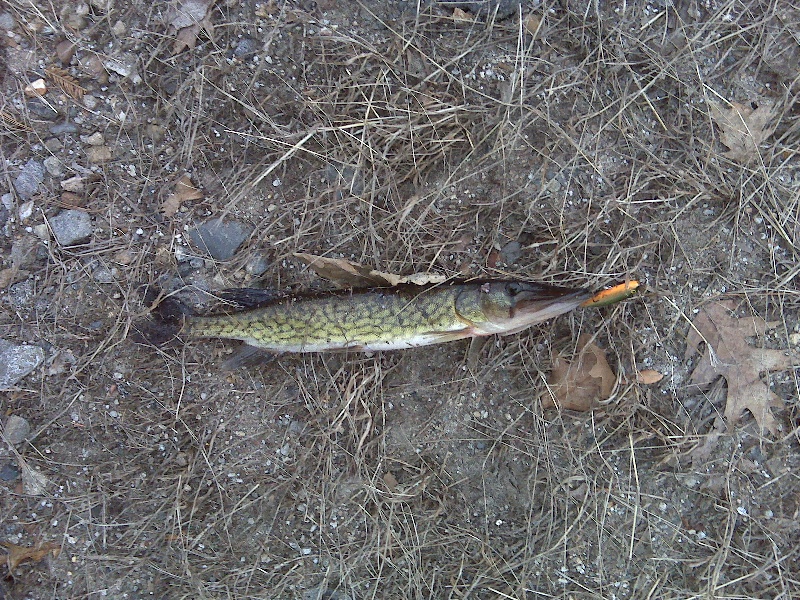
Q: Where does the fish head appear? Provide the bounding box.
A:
[461,281,591,335]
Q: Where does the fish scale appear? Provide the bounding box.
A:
[179,281,590,354]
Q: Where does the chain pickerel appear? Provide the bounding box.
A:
[156,281,591,354]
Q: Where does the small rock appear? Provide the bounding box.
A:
[43,156,63,177]
[10,236,40,268]
[245,253,271,277]
[111,19,126,36]
[498,240,522,265]
[49,209,93,245]
[0,462,21,482]
[8,280,35,309]
[82,94,98,109]
[60,175,85,193]
[26,98,59,119]
[24,78,47,97]
[233,37,259,58]
[14,159,45,200]
[91,264,115,283]
[49,121,80,135]
[85,131,105,145]
[33,224,50,241]
[56,39,77,64]
[0,339,45,389]
[3,415,31,445]
[113,249,135,265]
[0,10,17,32]
[189,218,253,261]
[103,53,141,85]
[86,145,113,163]
[18,200,34,221]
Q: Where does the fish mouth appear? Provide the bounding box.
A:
[512,285,592,320]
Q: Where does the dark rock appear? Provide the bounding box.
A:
[50,209,93,245]
[26,98,59,119]
[3,415,31,445]
[188,218,252,261]
[0,462,21,482]
[49,121,80,136]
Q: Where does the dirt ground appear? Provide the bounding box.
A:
[1,0,799,598]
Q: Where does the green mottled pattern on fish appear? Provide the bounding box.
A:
[181,281,591,353]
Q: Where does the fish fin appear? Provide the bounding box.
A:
[212,288,286,310]
[130,285,190,347]
[219,344,278,370]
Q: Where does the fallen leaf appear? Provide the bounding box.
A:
[2,541,61,572]
[543,334,616,411]
[167,0,215,54]
[20,459,50,495]
[44,66,85,100]
[524,13,542,35]
[294,253,448,289]
[636,369,664,384]
[685,301,794,435]
[708,99,782,163]
[162,173,203,217]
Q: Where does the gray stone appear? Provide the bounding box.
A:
[50,209,92,245]
[0,339,44,389]
[8,280,35,310]
[3,415,31,445]
[189,218,252,261]
[14,159,45,200]
[245,253,271,277]
[27,99,59,119]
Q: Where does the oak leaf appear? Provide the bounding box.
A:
[161,173,203,217]
[685,301,794,435]
[543,334,616,411]
[708,100,782,163]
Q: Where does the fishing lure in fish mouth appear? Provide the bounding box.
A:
[141,280,592,356]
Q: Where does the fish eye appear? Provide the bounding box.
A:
[507,283,522,296]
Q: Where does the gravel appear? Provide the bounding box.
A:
[188,218,252,261]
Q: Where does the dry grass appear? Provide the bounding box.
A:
[1,0,799,598]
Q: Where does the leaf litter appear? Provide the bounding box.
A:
[685,301,796,435]
[543,334,616,411]
[708,99,783,163]
[294,253,448,289]
[166,0,215,54]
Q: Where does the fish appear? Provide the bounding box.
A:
[156,280,591,355]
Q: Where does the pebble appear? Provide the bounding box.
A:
[188,218,253,261]
[3,415,31,446]
[43,156,63,177]
[498,240,522,265]
[83,94,98,110]
[103,53,141,85]
[56,39,76,64]
[49,121,80,136]
[0,462,21,482]
[18,200,34,221]
[91,264,116,283]
[13,159,45,200]
[26,98,59,119]
[49,209,93,245]
[86,145,113,163]
[8,280,35,309]
[85,131,105,145]
[245,253,271,277]
[0,339,45,389]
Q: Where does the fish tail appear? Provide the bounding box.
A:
[130,285,190,347]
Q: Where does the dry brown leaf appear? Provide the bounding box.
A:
[636,369,664,384]
[708,99,782,163]
[161,173,203,217]
[45,66,85,100]
[543,334,616,411]
[294,253,448,289]
[167,0,215,54]
[2,541,61,572]
[685,301,794,435]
